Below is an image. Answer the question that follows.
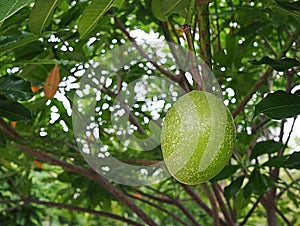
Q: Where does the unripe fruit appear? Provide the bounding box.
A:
[161,90,235,185]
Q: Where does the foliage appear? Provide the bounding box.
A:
[0,0,300,225]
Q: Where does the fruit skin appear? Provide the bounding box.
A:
[161,90,235,185]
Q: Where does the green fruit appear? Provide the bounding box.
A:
[161,90,235,185]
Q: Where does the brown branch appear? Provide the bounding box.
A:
[201,183,220,226]
[181,184,212,215]
[127,193,189,226]
[145,186,202,226]
[212,183,236,225]
[0,118,158,226]
[232,67,272,118]
[20,197,143,226]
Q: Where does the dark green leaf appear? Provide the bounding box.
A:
[0,99,32,121]
[78,0,114,39]
[284,152,300,169]
[0,75,33,101]
[249,56,300,71]
[29,0,61,34]
[224,176,244,200]
[0,33,39,53]
[250,140,286,160]
[262,155,288,167]
[254,90,300,119]
[275,0,300,17]
[210,165,239,182]
[0,129,6,147]
[0,171,17,180]
[244,169,273,197]
[235,189,251,210]
[0,0,33,24]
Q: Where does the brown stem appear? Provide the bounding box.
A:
[127,193,189,226]
[146,186,202,226]
[21,197,143,226]
[212,183,236,225]
[201,183,220,226]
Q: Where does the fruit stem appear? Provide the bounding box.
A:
[183,24,203,90]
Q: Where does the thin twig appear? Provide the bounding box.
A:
[239,198,261,226]
[114,17,180,84]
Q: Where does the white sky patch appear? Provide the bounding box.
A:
[130,29,164,42]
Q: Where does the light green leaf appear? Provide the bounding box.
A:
[29,0,61,34]
[151,0,167,21]
[78,0,114,39]
[0,0,33,24]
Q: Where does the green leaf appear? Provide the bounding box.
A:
[0,75,33,101]
[275,0,300,18]
[244,169,273,198]
[210,165,239,182]
[0,171,17,180]
[263,152,300,169]
[0,99,32,121]
[262,155,288,167]
[78,0,114,39]
[0,0,33,24]
[250,140,286,160]
[152,0,195,22]
[0,33,39,53]
[284,152,300,169]
[29,0,61,34]
[224,176,244,200]
[0,129,6,147]
[112,0,125,9]
[249,56,300,71]
[151,0,167,21]
[253,90,300,119]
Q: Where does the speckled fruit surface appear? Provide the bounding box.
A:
[161,90,235,185]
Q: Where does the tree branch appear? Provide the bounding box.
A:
[21,197,143,226]
[0,118,158,226]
